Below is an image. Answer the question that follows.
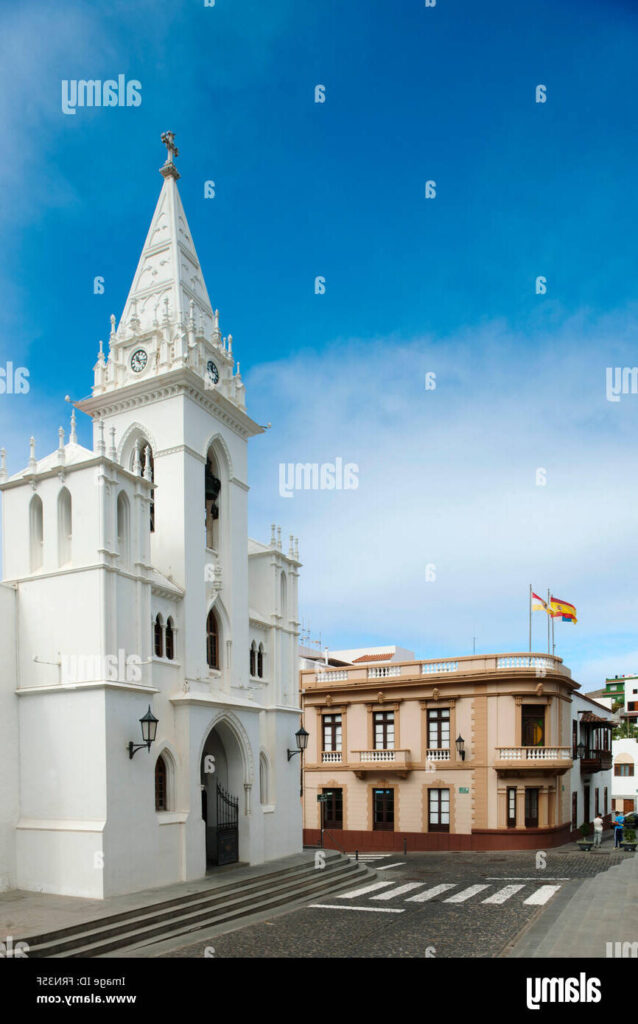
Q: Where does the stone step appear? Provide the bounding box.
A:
[22,851,345,948]
[27,856,372,958]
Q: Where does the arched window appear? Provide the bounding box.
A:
[116,491,130,566]
[258,643,264,679]
[280,571,287,621]
[206,608,220,669]
[155,755,168,811]
[57,488,72,566]
[259,752,269,805]
[204,450,221,549]
[131,442,154,532]
[250,641,256,677]
[154,614,164,658]
[165,617,175,660]
[30,494,43,572]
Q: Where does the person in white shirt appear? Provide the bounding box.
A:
[593,813,604,848]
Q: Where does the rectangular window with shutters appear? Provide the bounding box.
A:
[428,788,450,833]
[615,764,635,777]
[427,708,450,749]
[373,711,395,750]
[507,787,517,828]
[322,714,342,752]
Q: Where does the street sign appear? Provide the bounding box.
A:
[459,786,469,794]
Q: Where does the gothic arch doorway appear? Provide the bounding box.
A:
[200,720,243,866]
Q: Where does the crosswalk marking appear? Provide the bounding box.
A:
[482,884,525,904]
[337,880,395,899]
[523,885,561,906]
[405,883,457,903]
[376,863,404,870]
[444,884,489,903]
[309,904,404,913]
[371,882,424,901]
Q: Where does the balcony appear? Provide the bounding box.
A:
[351,748,412,777]
[579,749,613,775]
[494,746,572,777]
[321,751,343,764]
[426,748,451,763]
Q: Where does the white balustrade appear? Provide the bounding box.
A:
[426,748,451,761]
[421,661,458,674]
[315,670,349,682]
[321,751,342,763]
[367,666,401,678]
[495,747,571,761]
[497,657,554,670]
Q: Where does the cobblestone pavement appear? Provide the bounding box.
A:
[156,841,626,958]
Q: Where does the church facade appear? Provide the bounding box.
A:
[0,135,303,899]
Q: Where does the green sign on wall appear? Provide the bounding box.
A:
[459,787,469,794]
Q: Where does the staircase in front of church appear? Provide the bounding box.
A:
[19,852,375,958]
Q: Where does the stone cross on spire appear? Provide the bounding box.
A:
[160,131,180,179]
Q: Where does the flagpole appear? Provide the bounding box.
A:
[551,596,555,656]
[529,584,532,653]
[547,588,551,655]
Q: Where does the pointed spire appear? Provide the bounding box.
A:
[270,523,276,547]
[109,427,117,461]
[277,526,282,551]
[97,419,106,455]
[0,448,6,483]
[143,445,153,481]
[160,130,180,180]
[289,534,294,557]
[294,538,299,560]
[133,444,141,476]
[57,427,65,464]
[70,408,77,444]
[29,436,37,473]
[110,314,117,341]
[97,339,105,366]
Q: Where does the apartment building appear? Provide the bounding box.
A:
[301,651,614,851]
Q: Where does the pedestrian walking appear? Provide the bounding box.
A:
[593,813,603,848]
[614,811,625,848]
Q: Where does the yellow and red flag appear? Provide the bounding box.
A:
[549,596,577,623]
[531,592,549,613]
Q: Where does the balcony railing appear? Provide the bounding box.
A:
[426,748,451,761]
[321,751,343,763]
[580,749,613,774]
[303,651,571,687]
[496,746,571,761]
[353,748,410,766]
[367,665,401,679]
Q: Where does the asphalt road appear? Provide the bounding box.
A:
[158,844,625,958]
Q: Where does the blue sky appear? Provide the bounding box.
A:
[2,0,638,688]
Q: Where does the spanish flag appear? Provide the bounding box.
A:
[550,596,577,623]
[531,592,549,613]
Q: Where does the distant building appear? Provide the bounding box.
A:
[612,739,638,813]
[603,675,634,702]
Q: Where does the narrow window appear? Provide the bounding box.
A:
[57,487,72,565]
[280,571,287,620]
[155,755,167,811]
[117,491,130,566]
[507,787,517,828]
[257,643,264,679]
[259,753,268,805]
[205,452,221,549]
[206,609,220,669]
[137,444,155,532]
[30,494,43,572]
[165,618,174,660]
[154,614,164,658]
[250,642,256,677]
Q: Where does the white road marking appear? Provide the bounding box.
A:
[371,882,424,901]
[336,880,395,899]
[405,883,457,903]
[485,876,569,881]
[444,884,490,903]
[482,884,525,904]
[523,885,561,905]
[376,863,404,870]
[309,904,404,913]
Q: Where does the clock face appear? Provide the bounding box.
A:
[207,360,219,385]
[130,349,148,373]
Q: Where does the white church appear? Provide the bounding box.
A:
[0,134,303,899]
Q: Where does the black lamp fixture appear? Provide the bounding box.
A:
[456,734,466,761]
[576,740,586,760]
[287,726,309,761]
[128,705,159,759]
